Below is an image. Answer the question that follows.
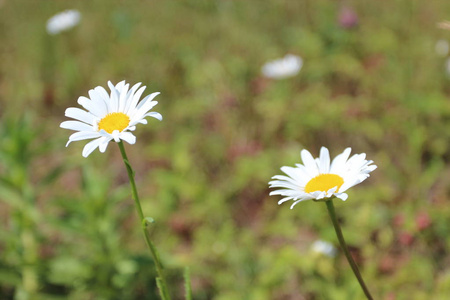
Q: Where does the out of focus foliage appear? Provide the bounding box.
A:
[1,0,450,299]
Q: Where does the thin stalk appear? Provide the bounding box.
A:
[184,267,192,300]
[21,179,39,299]
[117,141,171,300]
[325,199,373,300]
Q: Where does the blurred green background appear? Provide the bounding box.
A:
[1,0,450,299]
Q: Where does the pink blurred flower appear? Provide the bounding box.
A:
[338,7,358,29]
[398,231,414,246]
[415,212,431,231]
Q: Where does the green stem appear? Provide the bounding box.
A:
[21,179,39,299]
[117,141,171,300]
[184,267,192,300]
[325,199,373,300]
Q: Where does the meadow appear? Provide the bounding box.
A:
[1,0,450,299]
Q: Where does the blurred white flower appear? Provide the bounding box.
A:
[437,21,450,31]
[269,147,376,208]
[261,54,303,79]
[46,9,81,35]
[61,80,162,157]
[445,58,450,76]
[435,39,449,57]
[311,240,337,257]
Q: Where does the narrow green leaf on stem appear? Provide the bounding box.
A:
[144,217,155,226]
[156,277,171,300]
[325,199,373,300]
[184,267,192,300]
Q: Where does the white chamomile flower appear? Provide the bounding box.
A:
[445,57,450,76]
[46,9,81,35]
[60,80,162,157]
[435,39,449,57]
[269,147,376,208]
[311,240,337,257]
[261,54,303,79]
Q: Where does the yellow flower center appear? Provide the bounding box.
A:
[304,174,344,194]
[97,112,130,134]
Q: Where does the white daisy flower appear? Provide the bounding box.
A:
[445,57,450,76]
[435,39,449,57]
[261,54,303,79]
[46,9,81,35]
[269,147,376,208]
[311,240,337,257]
[60,80,162,157]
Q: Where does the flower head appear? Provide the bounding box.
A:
[437,21,450,30]
[61,80,162,157]
[435,39,449,57]
[338,7,358,29]
[311,240,337,257]
[445,57,450,76]
[269,147,376,208]
[261,54,302,79]
[46,9,81,35]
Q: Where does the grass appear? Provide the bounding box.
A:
[1,0,450,299]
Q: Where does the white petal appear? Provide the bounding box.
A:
[123,83,142,113]
[271,174,302,186]
[330,148,352,173]
[66,131,100,146]
[136,92,160,110]
[115,80,126,91]
[277,196,294,204]
[108,82,120,112]
[77,96,106,117]
[111,130,121,142]
[269,180,302,191]
[290,199,307,209]
[98,137,112,153]
[118,83,130,112]
[135,119,147,125]
[65,107,95,124]
[119,132,136,144]
[326,186,338,194]
[318,147,330,173]
[301,149,319,176]
[143,112,163,121]
[88,89,108,113]
[60,120,93,132]
[125,85,146,114]
[82,138,103,157]
[335,193,348,201]
[94,86,110,105]
[280,166,308,184]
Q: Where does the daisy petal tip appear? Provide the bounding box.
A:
[320,146,329,153]
[336,193,349,201]
[290,201,300,209]
[127,137,137,145]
